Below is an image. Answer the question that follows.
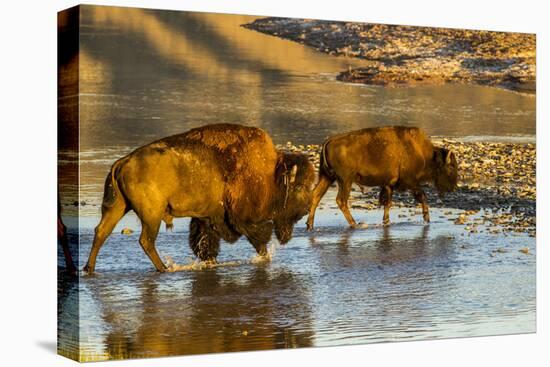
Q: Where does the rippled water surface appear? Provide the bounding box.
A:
[58,6,536,361]
[59,204,535,361]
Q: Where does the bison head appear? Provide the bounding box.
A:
[273,153,315,244]
[433,147,458,196]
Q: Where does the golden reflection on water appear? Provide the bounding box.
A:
[75,266,314,360]
[90,7,256,85]
[75,4,535,154]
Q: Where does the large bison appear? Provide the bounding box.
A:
[84,124,315,274]
[306,126,458,230]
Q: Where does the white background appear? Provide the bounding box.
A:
[0,0,546,366]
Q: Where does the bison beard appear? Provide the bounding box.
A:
[189,218,221,262]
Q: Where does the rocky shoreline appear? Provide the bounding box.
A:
[277,140,535,237]
[243,18,535,93]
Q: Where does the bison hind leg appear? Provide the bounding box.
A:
[412,189,430,223]
[216,212,241,243]
[83,198,128,274]
[379,186,393,225]
[217,222,241,243]
[189,218,221,262]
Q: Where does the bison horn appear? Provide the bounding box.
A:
[289,165,298,184]
[445,150,453,165]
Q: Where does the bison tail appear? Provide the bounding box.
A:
[319,139,337,181]
[102,157,127,208]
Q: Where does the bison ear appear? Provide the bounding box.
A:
[289,165,298,184]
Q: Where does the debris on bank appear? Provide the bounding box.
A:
[243,18,535,93]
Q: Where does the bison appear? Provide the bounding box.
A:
[306,126,458,230]
[83,124,315,274]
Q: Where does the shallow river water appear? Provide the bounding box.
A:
[59,202,535,361]
[58,6,536,361]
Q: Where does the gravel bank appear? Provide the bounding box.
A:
[244,18,535,93]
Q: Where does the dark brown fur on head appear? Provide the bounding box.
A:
[273,153,315,243]
[433,147,458,196]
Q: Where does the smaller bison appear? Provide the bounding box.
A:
[84,124,315,274]
[306,126,458,230]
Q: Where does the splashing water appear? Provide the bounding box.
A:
[164,256,242,272]
[250,242,277,264]
[163,243,277,271]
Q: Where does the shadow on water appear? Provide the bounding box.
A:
[82,265,314,360]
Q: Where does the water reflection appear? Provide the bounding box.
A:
[310,224,440,269]
[68,213,536,360]
[306,225,465,344]
[84,266,314,359]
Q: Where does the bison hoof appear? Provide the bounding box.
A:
[306,222,314,231]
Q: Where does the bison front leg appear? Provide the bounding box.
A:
[379,185,393,226]
[336,178,357,228]
[413,189,430,223]
[189,218,221,262]
[306,173,333,231]
[245,222,273,256]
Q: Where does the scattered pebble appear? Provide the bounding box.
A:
[121,228,134,235]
